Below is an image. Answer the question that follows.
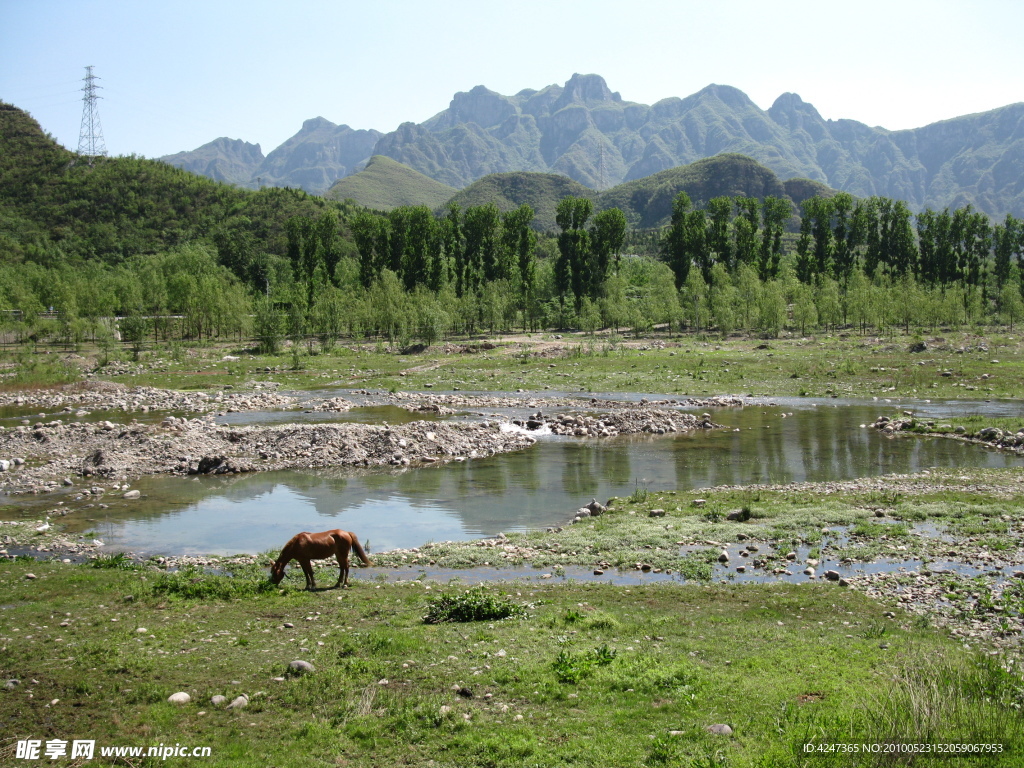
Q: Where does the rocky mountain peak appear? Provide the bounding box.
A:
[299,116,338,133]
[767,93,827,135]
[441,85,518,129]
[554,73,620,111]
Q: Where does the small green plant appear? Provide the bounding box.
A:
[423,586,526,624]
[89,552,138,570]
[551,644,618,683]
[628,480,650,504]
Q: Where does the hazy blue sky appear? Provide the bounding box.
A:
[2,0,1022,158]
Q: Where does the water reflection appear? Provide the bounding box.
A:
[6,400,1022,556]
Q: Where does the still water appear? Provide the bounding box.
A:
[15,395,1020,557]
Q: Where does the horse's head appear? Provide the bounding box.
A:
[269,560,285,585]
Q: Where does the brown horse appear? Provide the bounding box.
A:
[269,529,372,590]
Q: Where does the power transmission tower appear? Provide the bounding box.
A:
[77,66,107,158]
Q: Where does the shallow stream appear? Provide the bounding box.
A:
[3,392,1020,558]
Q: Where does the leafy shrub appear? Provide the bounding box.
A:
[423,586,526,624]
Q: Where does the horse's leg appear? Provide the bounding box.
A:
[335,537,352,588]
[300,559,316,590]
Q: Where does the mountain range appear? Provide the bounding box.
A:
[161,74,1024,220]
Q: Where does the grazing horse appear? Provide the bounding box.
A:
[269,529,371,590]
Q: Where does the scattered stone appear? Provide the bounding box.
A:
[210,695,227,706]
[226,694,248,710]
[167,692,191,705]
[288,660,315,675]
[122,490,141,499]
[705,724,733,736]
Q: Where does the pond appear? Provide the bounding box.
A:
[6,393,1020,557]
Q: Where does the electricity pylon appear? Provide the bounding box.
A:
[77,65,107,158]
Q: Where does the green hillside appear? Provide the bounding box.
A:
[0,102,352,267]
[443,172,596,230]
[596,154,832,228]
[324,155,457,211]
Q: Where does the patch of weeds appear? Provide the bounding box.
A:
[150,565,276,600]
[581,611,621,631]
[861,621,889,639]
[675,549,717,581]
[423,585,526,624]
[851,520,911,538]
[628,482,650,504]
[552,644,617,684]
[89,552,138,570]
[647,734,685,765]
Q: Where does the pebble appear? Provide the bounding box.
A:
[288,660,315,675]
[167,692,191,705]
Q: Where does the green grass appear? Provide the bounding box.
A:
[1,557,1021,767]
[6,329,1024,404]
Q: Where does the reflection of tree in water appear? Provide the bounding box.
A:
[396,463,443,495]
[595,440,632,487]
[560,443,599,499]
[55,402,1023,554]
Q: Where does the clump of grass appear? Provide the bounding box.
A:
[628,481,650,504]
[551,644,617,684]
[423,585,526,624]
[150,565,276,600]
[89,552,138,570]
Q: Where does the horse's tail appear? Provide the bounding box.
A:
[351,534,372,567]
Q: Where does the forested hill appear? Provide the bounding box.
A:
[161,74,1024,220]
[328,155,835,230]
[444,172,595,231]
[597,155,835,228]
[0,102,353,267]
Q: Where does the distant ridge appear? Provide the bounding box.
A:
[325,155,457,210]
[161,74,1024,219]
[444,172,596,230]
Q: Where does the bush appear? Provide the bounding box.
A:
[422,586,526,624]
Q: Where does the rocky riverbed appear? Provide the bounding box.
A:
[0,381,296,417]
[871,413,1024,453]
[0,385,728,494]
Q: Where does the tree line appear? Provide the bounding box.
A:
[4,180,1024,351]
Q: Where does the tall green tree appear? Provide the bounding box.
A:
[555,196,593,310]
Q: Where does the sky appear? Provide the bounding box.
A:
[2,0,1022,159]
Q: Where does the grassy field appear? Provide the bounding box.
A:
[11,329,1018,402]
[3,329,1024,766]
[2,556,1021,768]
